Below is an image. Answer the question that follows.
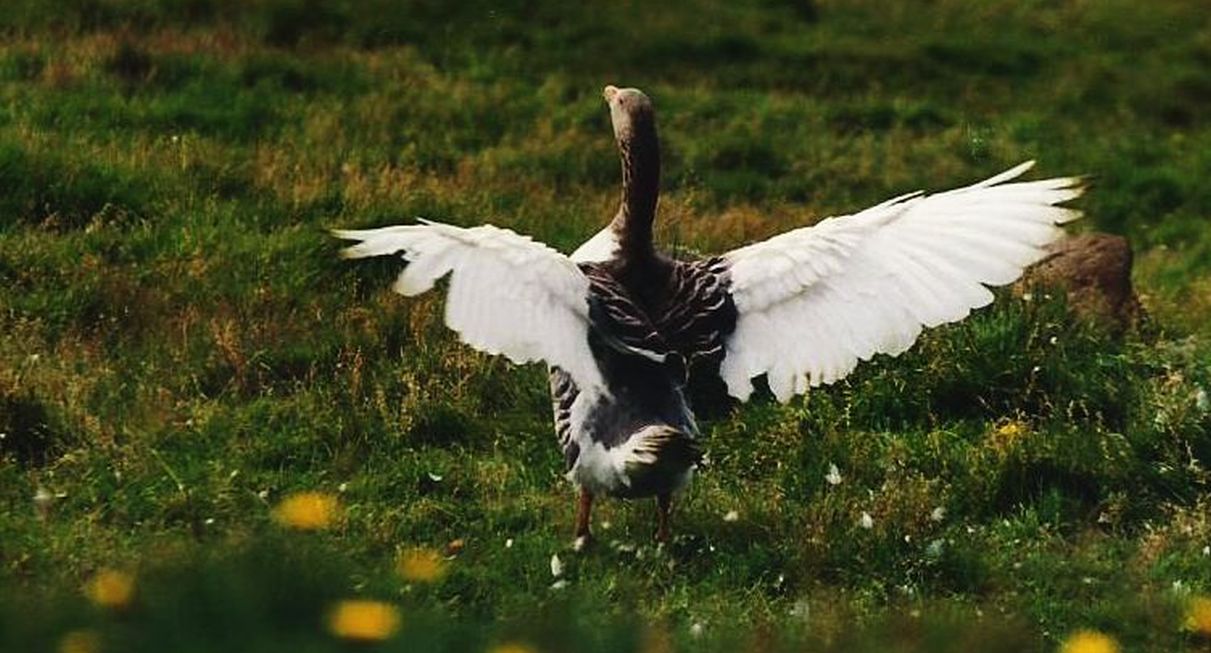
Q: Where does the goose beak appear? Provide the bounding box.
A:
[603,85,619,103]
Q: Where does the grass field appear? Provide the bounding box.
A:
[1,1,1210,651]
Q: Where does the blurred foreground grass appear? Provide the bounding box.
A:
[1,0,1210,651]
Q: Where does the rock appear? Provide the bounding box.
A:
[1016,233,1142,332]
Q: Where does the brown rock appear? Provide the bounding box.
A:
[1016,232,1142,331]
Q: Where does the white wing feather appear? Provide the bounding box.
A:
[334,220,605,394]
[721,161,1084,402]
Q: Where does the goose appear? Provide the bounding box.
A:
[334,85,1084,546]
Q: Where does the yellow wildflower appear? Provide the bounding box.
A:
[1185,595,1211,636]
[326,600,401,642]
[273,492,339,530]
[1059,630,1119,653]
[488,644,538,653]
[989,419,1029,453]
[58,629,101,653]
[397,547,447,583]
[86,569,135,609]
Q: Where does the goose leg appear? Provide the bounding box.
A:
[574,488,594,550]
[655,493,672,544]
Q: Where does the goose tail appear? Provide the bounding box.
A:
[613,425,701,497]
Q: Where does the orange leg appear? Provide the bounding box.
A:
[655,493,672,544]
[575,488,594,547]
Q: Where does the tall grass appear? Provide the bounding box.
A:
[2,1,1210,651]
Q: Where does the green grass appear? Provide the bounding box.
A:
[2,1,1211,651]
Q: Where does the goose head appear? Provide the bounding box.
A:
[603,85,656,145]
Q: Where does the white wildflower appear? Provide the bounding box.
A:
[505,538,513,548]
[859,512,874,529]
[825,463,842,486]
[550,554,564,578]
[930,506,946,522]
[723,510,740,522]
[689,623,704,638]
[33,486,52,505]
[550,579,568,590]
[926,539,944,558]
[33,486,53,517]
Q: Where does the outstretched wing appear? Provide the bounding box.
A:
[719,161,1084,402]
[334,220,605,394]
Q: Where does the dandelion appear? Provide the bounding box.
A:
[825,463,842,486]
[1058,630,1119,653]
[86,569,135,609]
[273,492,339,530]
[990,419,1029,453]
[58,629,100,653]
[995,420,1027,440]
[326,600,401,642]
[488,643,538,653]
[397,548,447,583]
[1185,595,1211,636]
